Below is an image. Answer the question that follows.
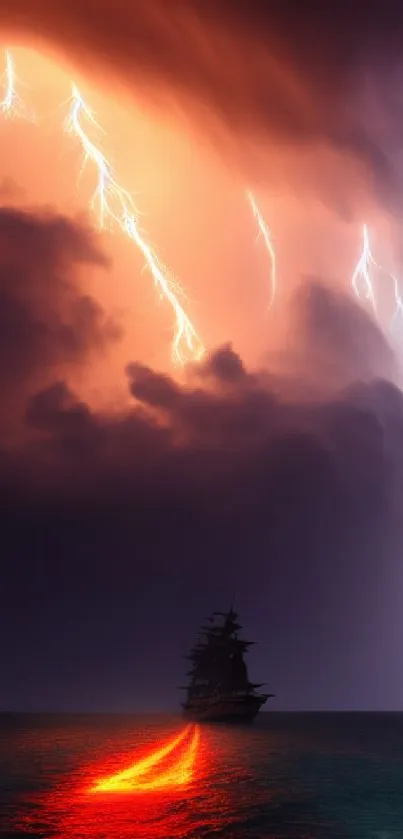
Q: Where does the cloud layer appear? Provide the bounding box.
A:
[6,0,403,209]
[0,206,118,435]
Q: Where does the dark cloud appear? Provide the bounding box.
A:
[5,0,403,206]
[0,208,391,505]
[0,206,118,432]
[1,273,399,531]
[198,343,247,384]
[285,280,396,387]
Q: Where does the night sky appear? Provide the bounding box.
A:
[2,1,403,712]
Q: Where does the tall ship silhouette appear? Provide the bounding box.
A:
[181,608,273,723]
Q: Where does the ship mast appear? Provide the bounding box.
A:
[183,608,263,700]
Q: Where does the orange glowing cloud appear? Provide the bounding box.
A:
[90,725,199,793]
[0,43,392,391]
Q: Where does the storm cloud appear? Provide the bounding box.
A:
[4,0,403,208]
[0,206,118,435]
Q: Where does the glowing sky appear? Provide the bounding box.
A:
[1,43,401,406]
[3,2,403,712]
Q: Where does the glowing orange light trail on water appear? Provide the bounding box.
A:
[247,190,277,308]
[65,84,205,366]
[90,725,199,793]
[127,726,200,791]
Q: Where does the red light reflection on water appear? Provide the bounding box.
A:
[18,724,209,839]
[12,721,271,838]
[90,724,199,792]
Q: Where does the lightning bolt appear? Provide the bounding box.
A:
[351,224,403,333]
[4,51,403,349]
[0,50,32,120]
[390,272,403,334]
[65,84,204,366]
[247,190,277,308]
[0,50,17,116]
[351,224,378,314]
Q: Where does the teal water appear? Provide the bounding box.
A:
[1,712,402,838]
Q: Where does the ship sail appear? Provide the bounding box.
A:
[181,608,274,723]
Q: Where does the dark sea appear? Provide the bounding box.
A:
[1,712,402,838]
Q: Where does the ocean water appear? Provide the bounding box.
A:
[1,712,403,838]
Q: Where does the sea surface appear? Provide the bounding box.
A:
[1,712,403,838]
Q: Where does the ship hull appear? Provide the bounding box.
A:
[183,694,269,724]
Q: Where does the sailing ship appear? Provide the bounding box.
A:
[181,608,273,723]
